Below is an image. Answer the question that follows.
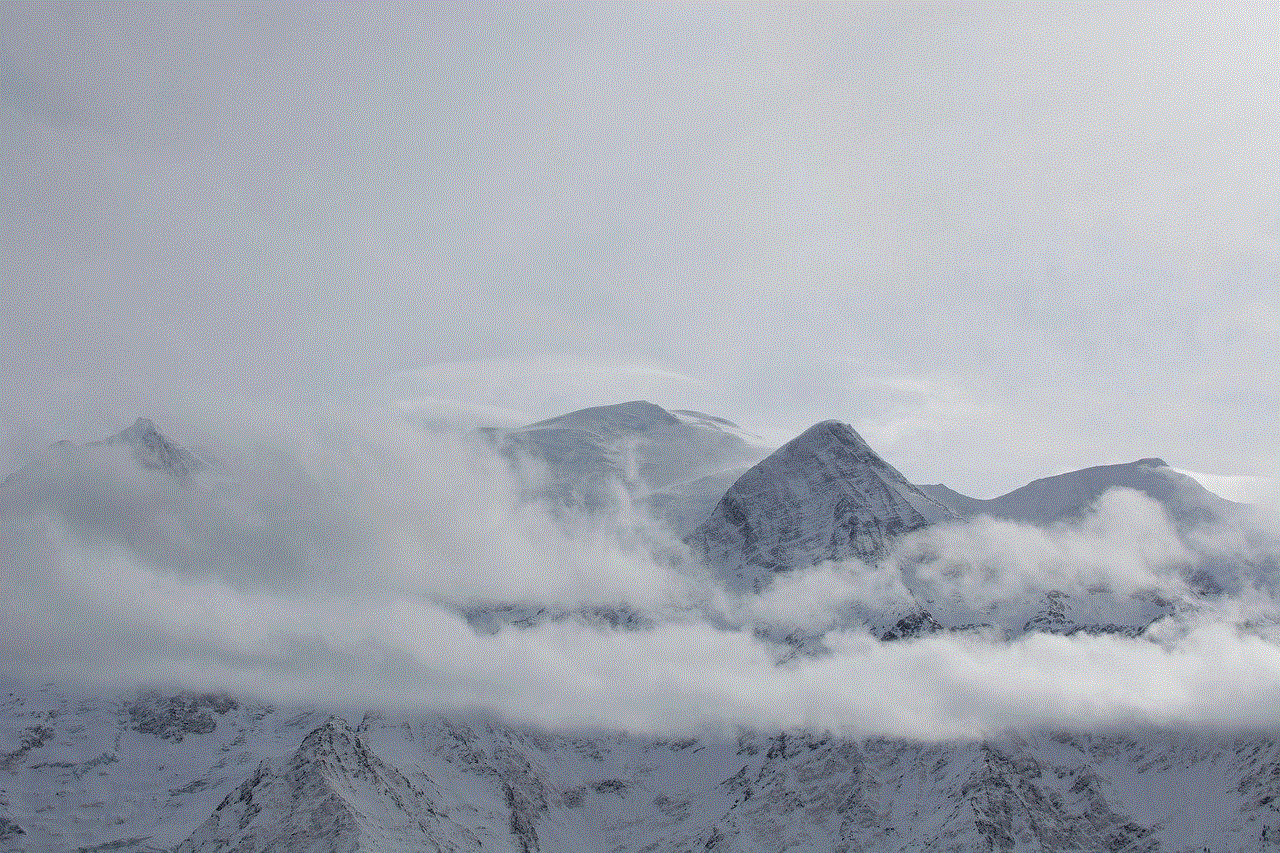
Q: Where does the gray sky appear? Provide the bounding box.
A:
[3,2,1277,499]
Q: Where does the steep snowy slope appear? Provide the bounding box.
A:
[0,685,328,852]
[919,458,1238,528]
[645,466,749,538]
[483,401,768,516]
[3,685,1278,853]
[688,420,957,591]
[175,718,481,853]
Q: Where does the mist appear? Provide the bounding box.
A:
[2,402,1277,740]
[3,3,1276,498]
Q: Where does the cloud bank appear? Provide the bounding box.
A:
[2,405,1278,740]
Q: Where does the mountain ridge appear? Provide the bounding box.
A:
[919,457,1239,527]
[688,419,959,591]
[3,685,1277,853]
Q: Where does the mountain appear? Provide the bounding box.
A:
[688,420,957,592]
[482,401,768,521]
[1,418,204,491]
[94,418,206,479]
[4,406,1277,852]
[175,718,481,853]
[919,458,1238,528]
[3,684,1278,853]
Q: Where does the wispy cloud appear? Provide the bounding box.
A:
[3,404,1277,739]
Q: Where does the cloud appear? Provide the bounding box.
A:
[3,403,1279,740]
[3,4,1276,502]
[1173,466,1280,506]
[381,357,708,427]
[708,560,915,633]
[895,489,1198,608]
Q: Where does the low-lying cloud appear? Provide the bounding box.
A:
[2,405,1278,739]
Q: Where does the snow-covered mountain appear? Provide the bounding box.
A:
[176,717,482,853]
[3,407,1277,853]
[0,417,205,491]
[3,685,1278,853]
[481,401,768,525]
[919,457,1238,528]
[688,420,957,592]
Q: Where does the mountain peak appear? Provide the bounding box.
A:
[689,419,956,591]
[295,716,355,759]
[928,457,1234,527]
[519,400,679,437]
[101,418,204,478]
[177,716,479,853]
[116,417,162,444]
[788,420,872,451]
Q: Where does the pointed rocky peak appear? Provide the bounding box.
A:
[114,417,164,445]
[100,417,204,478]
[283,716,416,791]
[880,609,944,641]
[177,717,481,853]
[750,421,953,523]
[789,419,872,451]
[294,715,358,761]
[688,419,956,591]
[754,420,883,476]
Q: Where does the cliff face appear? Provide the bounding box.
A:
[688,420,957,591]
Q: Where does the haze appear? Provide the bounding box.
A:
[3,3,1277,498]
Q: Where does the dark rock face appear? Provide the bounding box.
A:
[127,693,238,742]
[176,718,482,853]
[689,421,956,591]
[0,816,22,842]
[881,610,944,641]
[101,418,205,479]
[1,725,54,771]
[944,746,1159,853]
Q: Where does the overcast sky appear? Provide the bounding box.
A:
[3,2,1277,498]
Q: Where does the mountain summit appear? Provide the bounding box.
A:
[919,457,1237,527]
[97,418,205,478]
[176,717,480,853]
[688,420,957,591]
[486,401,767,514]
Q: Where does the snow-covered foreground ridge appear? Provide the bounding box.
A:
[2,401,1279,850]
[2,684,1278,853]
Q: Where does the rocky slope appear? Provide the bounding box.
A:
[2,685,1277,853]
[688,420,957,592]
[175,718,481,853]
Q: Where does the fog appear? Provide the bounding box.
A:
[2,3,1276,738]
[3,3,1277,497]
[2,404,1276,739]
